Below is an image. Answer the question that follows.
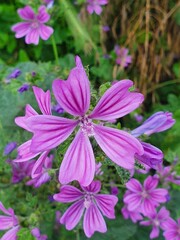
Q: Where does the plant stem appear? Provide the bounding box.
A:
[76,229,80,240]
[147,79,180,93]
[51,35,59,65]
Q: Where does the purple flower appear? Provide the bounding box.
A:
[31,228,47,240]
[26,56,144,186]
[124,176,168,215]
[155,163,180,187]
[87,0,108,15]
[135,142,163,169]
[6,69,21,83]
[115,46,132,68]
[52,103,64,114]
[8,160,35,183]
[53,180,118,238]
[12,5,54,45]
[26,154,53,188]
[121,204,143,223]
[140,207,170,239]
[110,186,119,195]
[43,0,54,9]
[18,83,30,93]
[133,113,143,123]
[102,25,110,32]
[3,142,17,156]
[162,217,180,240]
[131,112,175,137]
[0,202,20,240]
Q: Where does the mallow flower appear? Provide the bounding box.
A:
[131,111,175,137]
[12,5,53,45]
[87,0,108,15]
[124,176,168,215]
[162,217,180,240]
[53,180,118,238]
[140,207,170,239]
[26,56,144,186]
[121,204,143,223]
[115,45,132,68]
[0,202,20,240]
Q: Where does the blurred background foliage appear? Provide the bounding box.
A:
[0,0,180,239]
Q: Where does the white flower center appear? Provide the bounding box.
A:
[79,116,94,137]
[31,21,39,29]
[83,192,94,209]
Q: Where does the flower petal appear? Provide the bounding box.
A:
[144,176,159,191]
[14,140,40,162]
[31,151,49,178]
[83,204,107,238]
[89,80,144,121]
[150,226,159,239]
[11,22,31,38]
[124,193,142,211]
[15,104,38,132]
[32,86,52,115]
[59,130,95,186]
[95,194,118,219]
[93,124,144,169]
[25,28,40,45]
[53,185,83,203]
[150,189,168,203]
[39,25,54,40]
[26,115,78,152]
[52,57,90,116]
[60,200,84,230]
[82,180,101,193]
[0,216,14,230]
[141,199,156,215]
[17,6,35,20]
[0,202,13,216]
[37,6,50,23]
[126,178,142,192]
[1,226,20,240]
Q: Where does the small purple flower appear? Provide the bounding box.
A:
[32,71,36,77]
[115,46,132,68]
[6,69,21,83]
[121,204,143,223]
[110,186,119,195]
[18,83,30,93]
[102,25,110,32]
[131,112,175,137]
[53,180,118,238]
[26,154,53,188]
[124,176,168,215]
[162,217,180,240]
[133,113,143,123]
[3,142,17,156]
[140,207,170,239]
[12,5,54,45]
[155,163,180,187]
[0,202,20,240]
[87,0,108,15]
[9,160,34,184]
[52,103,64,114]
[31,228,48,240]
[43,0,54,9]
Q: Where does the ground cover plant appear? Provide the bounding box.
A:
[0,0,180,239]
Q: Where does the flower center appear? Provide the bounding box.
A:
[83,192,94,209]
[31,21,39,29]
[79,116,94,137]
[153,219,160,227]
[141,190,149,199]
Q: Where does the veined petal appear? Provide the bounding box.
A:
[0,216,14,230]
[150,189,168,203]
[39,25,54,40]
[141,199,156,215]
[144,176,159,191]
[93,124,144,169]
[33,86,52,115]
[11,22,31,38]
[59,130,95,186]
[14,140,40,162]
[37,6,50,23]
[31,151,49,178]
[126,178,142,192]
[89,80,144,121]
[52,58,90,116]
[25,28,39,45]
[124,193,142,211]
[0,202,14,216]
[83,204,107,238]
[150,226,159,239]
[53,185,83,203]
[60,200,84,230]
[26,115,78,152]
[95,194,118,219]
[15,104,37,132]
[82,180,101,194]
[1,226,20,240]
[17,6,35,20]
